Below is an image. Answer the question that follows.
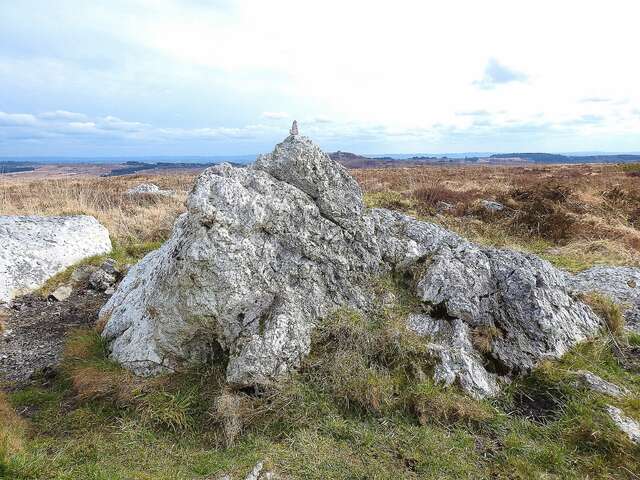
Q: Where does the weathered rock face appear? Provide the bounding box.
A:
[101,136,382,383]
[567,266,640,333]
[0,216,112,305]
[254,134,365,231]
[100,130,604,397]
[372,209,601,397]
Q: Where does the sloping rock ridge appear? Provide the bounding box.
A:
[0,215,112,305]
[100,129,603,397]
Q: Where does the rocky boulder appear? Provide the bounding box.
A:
[126,183,174,196]
[100,126,603,397]
[480,199,505,212]
[572,370,629,398]
[0,215,112,305]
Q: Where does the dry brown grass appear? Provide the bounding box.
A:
[0,173,196,244]
[471,325,502,354]
[354,163,640,270]
[0,308,7,335]
[580,292,626,336]
[62,328,159,403]
[3,162,639,272]
[214,391,244,447]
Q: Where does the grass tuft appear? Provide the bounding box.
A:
[581,292,626,336]
[0,393,26,477]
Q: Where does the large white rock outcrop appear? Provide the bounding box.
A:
[100,127,603,397]
[0,215,112,304]
[101,135,382,384]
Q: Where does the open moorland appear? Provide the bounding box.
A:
[3,162,640,271]
[1,162,640,479]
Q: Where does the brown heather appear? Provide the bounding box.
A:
[354,162,640,271]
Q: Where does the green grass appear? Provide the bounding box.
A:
[581,292,626,336]
[3,276,640,479]
[364,191,417,213]
[621,163,640,174]
[37,239,162,297]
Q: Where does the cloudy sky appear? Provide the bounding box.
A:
[1,0,639,157]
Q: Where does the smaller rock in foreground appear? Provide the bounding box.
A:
[606,405,640,445]
[49,285,73,302]
[572,370,628,398]
[480,199,505,212]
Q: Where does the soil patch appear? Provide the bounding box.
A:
[0,289,108,388]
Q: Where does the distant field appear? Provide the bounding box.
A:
[0,173,193,246]
[2,162,639,272]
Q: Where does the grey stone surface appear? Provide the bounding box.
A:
[126,183,174,196]
[89,269,116,292]
[100,130,604,397]
[480,199,505,212]
[50,285,72,302]
[435,201,454,212]
[254,132,366,231]
[100,258,119,276]
[244,461,264,480]
[0,215,112,305]
[410,241,600,376]
[101,134,382,383]
[606,405,640,445]
[70,265,99,284]
[568,266,640,333]
[408,314,499,399]
[573,370,629,398]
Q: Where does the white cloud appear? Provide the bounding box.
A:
[473,58,528,90]
[2,106,640,156]
[261,111,289,120]
[99,116,149,131]
[1,0,640,154]
[38,110,88,121]
[0,112,38,127]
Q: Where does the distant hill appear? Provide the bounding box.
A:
[329,151,640,168]
[0,161,36,174]
[490,153,640,164]
[103,161,221,176]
